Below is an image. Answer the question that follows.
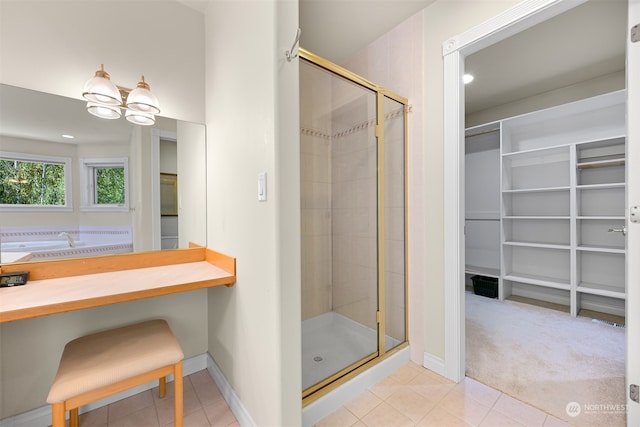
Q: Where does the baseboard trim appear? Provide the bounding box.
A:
[0,353,212,427]
[423,352,447,378]
[205,353,256,427]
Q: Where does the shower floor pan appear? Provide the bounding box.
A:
[302,311,401,391]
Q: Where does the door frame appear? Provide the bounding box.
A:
[441,0,589,382]
[625,0,639,424]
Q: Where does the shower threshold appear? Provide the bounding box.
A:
[302,311,401,391]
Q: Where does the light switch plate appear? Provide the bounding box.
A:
[258,172,267,201]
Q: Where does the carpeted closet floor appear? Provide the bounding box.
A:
[465,292,626,427]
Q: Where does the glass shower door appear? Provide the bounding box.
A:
[301,59,379,394]
[382,95,407,352]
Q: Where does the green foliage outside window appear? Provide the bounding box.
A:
[0,159,66,205]
[95,167,125,204]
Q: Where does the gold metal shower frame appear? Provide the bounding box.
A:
[300,48,409,406]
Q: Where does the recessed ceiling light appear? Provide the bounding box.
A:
[463,74,474,84]
[62,134,75,139]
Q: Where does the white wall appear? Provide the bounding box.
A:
[204,1,300,426]
[0,0,206,419]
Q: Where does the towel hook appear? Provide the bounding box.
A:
[286,28,301,62]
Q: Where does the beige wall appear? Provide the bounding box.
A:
[204,1,301,426]
[419,0,520,360]
[0,0,206,419]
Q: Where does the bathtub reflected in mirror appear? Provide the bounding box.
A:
[0,84,207,264]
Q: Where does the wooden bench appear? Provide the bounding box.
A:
[47,319,184,427]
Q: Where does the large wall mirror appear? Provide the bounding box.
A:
[0,84,207,264]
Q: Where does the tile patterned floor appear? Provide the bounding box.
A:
[75,362,573,426]
[313,362,574,427]
[73,369,238,427]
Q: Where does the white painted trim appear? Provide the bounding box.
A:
[441,0,587,384]
[0,354,208,427]
[302,346,410,427]
[443,49,466,383]
[150,129,177,252]
[151,128,162,251]
[422,351,446,378]
[627,2,640,425]
[206,354,257,427]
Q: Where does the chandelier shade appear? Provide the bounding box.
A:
[87,102,122,120]
[82,65,123,106]
[125,108,156,126]
[126,76,160,114]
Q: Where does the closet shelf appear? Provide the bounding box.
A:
[502,186,570,194]
[501,144,570,158]
[576,245,625,254]
[503,241,569,250]
[503,215,570,220]
[503,273,570,291]
[465,265,500,278]
[577,282,625,299]
[576,215,625,220]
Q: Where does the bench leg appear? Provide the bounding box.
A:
[174,361,184,427]
[159,376,166,398]
[69,408,79,427]
[51,403,65,427]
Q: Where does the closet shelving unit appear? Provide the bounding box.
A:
[465,89,627,317]
[465,123,501,281]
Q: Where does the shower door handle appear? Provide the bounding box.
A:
[608,226,627,236]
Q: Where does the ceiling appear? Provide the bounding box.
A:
[299,0,436,64]
[464,0,627,115]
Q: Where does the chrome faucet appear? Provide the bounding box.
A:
[58,232,75,248]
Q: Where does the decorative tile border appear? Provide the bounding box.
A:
[301,105,408,142]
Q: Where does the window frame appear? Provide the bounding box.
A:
[0,151,73,211]
[79,157,130,212]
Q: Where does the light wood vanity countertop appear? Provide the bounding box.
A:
[0,247,236,323]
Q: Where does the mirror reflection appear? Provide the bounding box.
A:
[0,84,206,264]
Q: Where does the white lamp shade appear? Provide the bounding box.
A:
[87,102,122,119]
[83,73,123,106]
[125,108,155,126]
[126,78,160,114]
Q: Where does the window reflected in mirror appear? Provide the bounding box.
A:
[1,152,71,208]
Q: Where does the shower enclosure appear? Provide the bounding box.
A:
[300,49,408,403]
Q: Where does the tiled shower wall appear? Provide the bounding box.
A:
[301,131,332,320]
[330,119,378,330]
